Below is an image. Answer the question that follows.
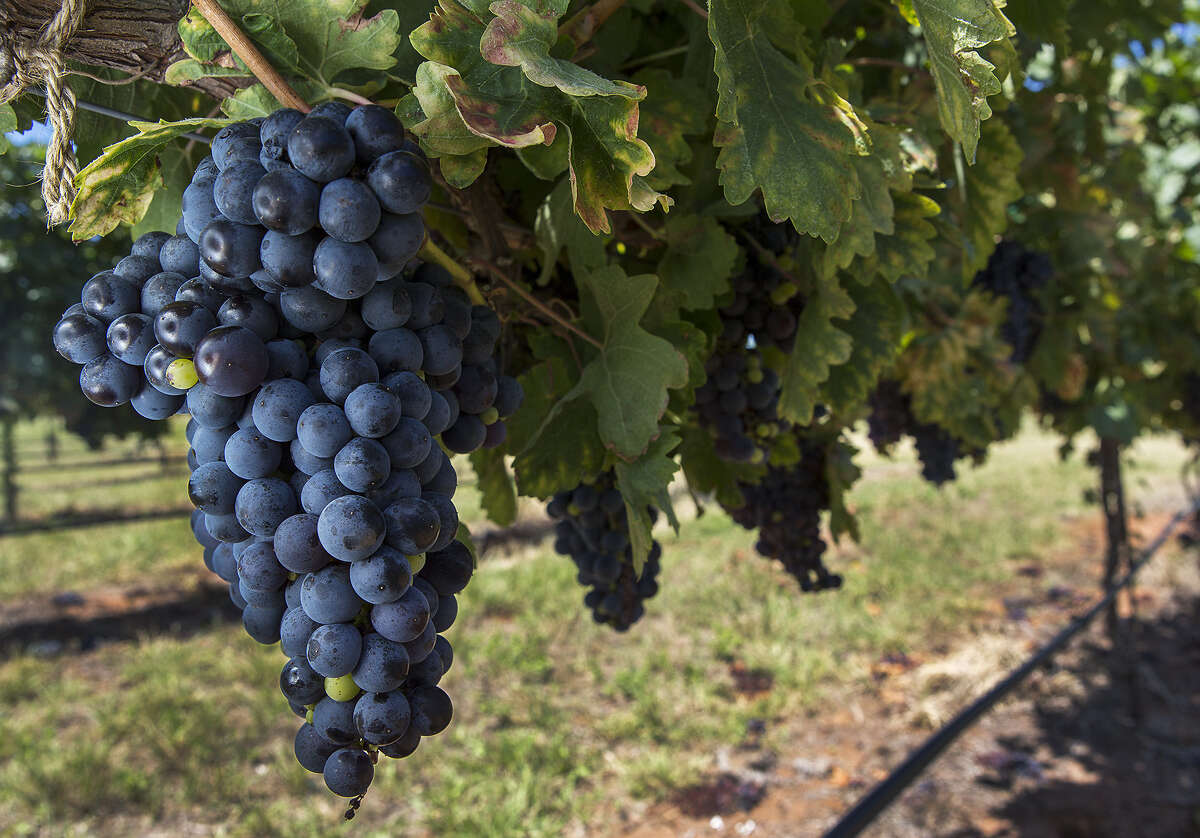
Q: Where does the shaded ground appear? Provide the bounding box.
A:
[618,513,1200,838]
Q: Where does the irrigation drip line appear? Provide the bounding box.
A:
[822,500,1200,838]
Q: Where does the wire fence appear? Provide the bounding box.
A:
[821,499,1200,838]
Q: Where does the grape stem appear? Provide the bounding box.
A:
[189,0,311,113]
[417,237,487,306]
[327,87,374,107]
[473,259,605,351]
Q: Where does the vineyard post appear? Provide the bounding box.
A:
[2,417,17,525]
[1098,437,1131,638]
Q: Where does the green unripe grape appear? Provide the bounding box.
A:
[306,708,314,724]
[325,674,360,702]
[479,406,500,425]
[747,368,764,383]
[165,357,198,389]
[770,282,799,305]
[756,424,771,438]
[407,553,426,574]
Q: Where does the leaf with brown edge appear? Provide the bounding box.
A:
[69,117,233,241]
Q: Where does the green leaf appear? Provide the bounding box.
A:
[633,68,710,189]
[678,425,760,510]
[908,0,1014,162]
[614,428,680,574]
[69,117,233,241]
[0,104,16,155]
[131,142,206,238]
[439,147,489,188]
[534,178,607,284]
[826,439,861,543]
[408,0,668,233]
[165,60,248,86]
[507,357,607,498]
[708,0,866,242]
[777,269,856,423]
[470,447,518,526]
[862,191,941,283]
[575,267,690,457]
[176,0,399,90]
[822,278,905,413]
[954,119,1023,277]
[221,80,326,119]
[656,215,738,311]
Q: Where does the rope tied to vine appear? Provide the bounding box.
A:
[0,0,88,227]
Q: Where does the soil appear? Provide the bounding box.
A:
[616,511,1200,838]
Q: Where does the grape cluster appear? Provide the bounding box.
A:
[694,234,805,463]
[972,241,1053,364]
[724,439,842,592]
[51,103,522,806]
[866,380,965,486]
[547,472,661,631]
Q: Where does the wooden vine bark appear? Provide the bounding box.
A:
[0,0,237,99]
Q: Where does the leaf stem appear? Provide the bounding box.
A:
[189,0,311,113]
[678,0,709,20]
[619,44,690,70]
[418,237,487,306]
[628,212,666,241]
[327,87,374,106]
[474,260,604,350]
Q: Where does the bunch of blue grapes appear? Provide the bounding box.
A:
[693,232,805,464]
[724,439,842,592]
[546,472,661,631]
[866,380,965,486]
[51,103,522,808]
[971,241,1053,364]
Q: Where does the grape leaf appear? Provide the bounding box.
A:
[534,178,607,284]
[175,0,400,90]
[406,0,668,233]
[219,80,327,120]
[507,356,607,498]
[677,425,760,510]
[826,439,861,543]
[69,117,233,241]
[708,0,866,242]
[656,215,738,312]
[908,0,1014,162]
[634,68,710,189]
[953,119,1023,276]
[777,269,856,423]
[614,427,680,574]
[575,267,690,457]
[0,104,17,155]
[131,142,207,238]
[822,278,905,413]
[470,447,518,526]
[862,191,941,283]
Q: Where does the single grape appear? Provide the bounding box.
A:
[251,378,317,442]
[348,545,412,604]
[159,234,201,277]
[344,383,402,438]
[361,281,412,332]
[218,294,279,341]
[313,238,380,300]
[312,696,359,745]
[300,563,361,624]
[306,622,363,678]
[287,116,355,183]
[441,414,486,454]
[154,300,218,357]
[369,212,425,279]
[407,685,452,736]
[113,254,161,284]
[53,311,107,363]
[131,230,171,260]
[223,427,283,479]
[382,497,441,555]
[422,492,459,553]
[367,327,423,374]
[320,348,380,405]
[243,603,286,644]
[300,469,352,515]
[317,494,386,562]
[296,403,354,457]
[81,271,140,323]
[182,181,223,243]
[281,607,320,659]
[174,278,224,312]
[200,219,264,278]
[279,285,347,332]
[418,325,462,376]
[294,723,340,774]
[352,633,410,692]
[382,371,432,420]
[319,178,381,243]
[274,513,335,574]
[188,461,244,514]
[214,159,267,225]
[346,104,406,164]
[253,168,320,235]
[353,690,411,746]
[79,354,140,407]
[187,382,246,429]
[281,656,327,705]
[140,272,188,318]
[379,417,431,469]
[194,326,269,397]
[266,339,309,380]
[367,150,432,214]
[211,122,261,170]
[322,747,374,798]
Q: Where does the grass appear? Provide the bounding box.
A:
[0,418,1191,836]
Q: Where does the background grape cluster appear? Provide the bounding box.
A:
[547,472,662,631]
[723,437,842,592]
[867,379,969,487]
[50,103,521,806]
[693,225,805,464]
[972,240,1053,364]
